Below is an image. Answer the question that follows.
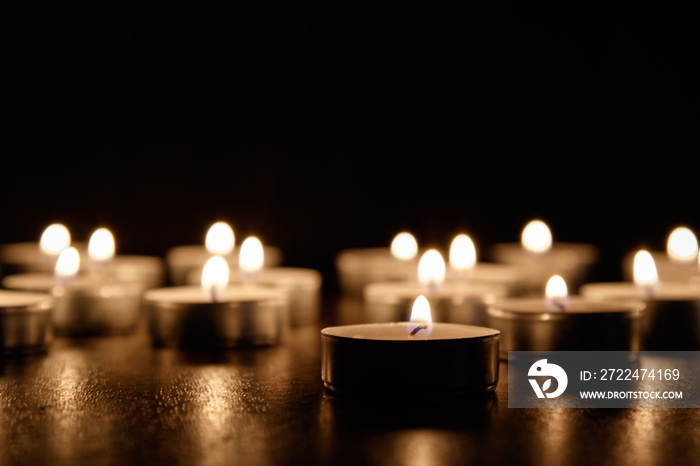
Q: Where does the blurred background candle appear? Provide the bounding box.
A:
[188,236,321,326]
[147,256,289,348]
[488,219,599,295]
[582,249,700,350]
[0,290,53,353]
[335,231,420,296]
[0,224,82,277]
[364,249,506,326]
[166,221,282,285]
[488,275,645,358]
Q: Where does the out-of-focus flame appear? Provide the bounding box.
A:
[390,232,418,260]
[667,227,698,264]
[88,228,116,262]
[205,222,235,255]
[522,220,552,253]
[240,236,264,278]
[633,250,658,297]
[418,249,445,292]
[545,275,569,310]
[40,224,71,255]
[201,256,229,301]
[449,234,477,274]
[55,247,80,281]
[407,295,433,340]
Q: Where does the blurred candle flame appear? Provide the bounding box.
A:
[418,249,445,292]
[449,234,477,275]
[633,250,659,297]
[40,224,71,255]
[88,228,116,262]
[667,227,698,264]
[522,220,552,253]
[545,275,570,310]
[201,256,229,302]
[240,236,264,279]
[407,295,433,340]
[390,232,418,260]
[205,222,235,255]
[55,247,80,281]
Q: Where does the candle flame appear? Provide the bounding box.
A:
[633,250,659,297]
[418,249,445,292]
[407,295,433,340]
[40,224,71,255]
[239,236,264,276]
[88,228,116,261]
[201,256,229,301]
[449,234,477,273]
[522,220,552,253]
[205,222,235,255]
[55,247,80,280]
[545,275,569,310]
[667,227,698,264]
[390,232,418,260]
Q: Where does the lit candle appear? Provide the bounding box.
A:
[186,236,321,326]
[364,249,506,326]
[582,249,700,350]
[145,256,289,348]
[621,227,700,283]
[0,224,84,277]
[488,219,599,294]
[0,290,52,353]
[321,296,500,396]
[2,247,144,336]
[165,222,283,285]
[335,232,420,296]
[488,275,645,358]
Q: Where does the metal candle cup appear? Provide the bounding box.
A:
[321,322,500,397]
[364,281,506,327]
[2,273,143,336]
[145,285,288,348]
[446,262,529,297]
[335,248,419,296]
[0,242,87,277]
[0,290,52,354]
[581,282,700,350]
[89,255,166,290]
[487,297,645,359]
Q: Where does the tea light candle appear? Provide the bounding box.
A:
[364,249,506,327]
[165,222,282,285]
[2,247,144,336]
[582,250,700,350]
[0,290,53,354]
[488,220,599,294]
[335,232,420,296]
[0,224,85,276]
[621,227,700,283]
[321,296,500,396]
[146,256,289,348]
[186,236,321,326]
[488,275,645,358]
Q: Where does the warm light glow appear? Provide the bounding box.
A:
[418,249,445,291]
[545,275,569,310]
[54,247,80,280]
[390,232,418,260]
[205,222,235,255]
[449,234,477,272]
[667,227,698,264]
[407,295,433,340]
[39,224,71,255]
[522,220,552,253]
[201,256,230,301]
[88,228,116,261]
[634,250,658,296]
[239,236,264,274]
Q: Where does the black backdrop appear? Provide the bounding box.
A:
[4,4,698,293]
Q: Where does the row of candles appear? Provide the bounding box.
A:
[1,220,699,397]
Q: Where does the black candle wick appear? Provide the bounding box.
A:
[408,324,428,339]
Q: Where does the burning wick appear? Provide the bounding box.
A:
[407,295,433,341]
[407,325,428,339]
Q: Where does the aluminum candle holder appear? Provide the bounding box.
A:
[321,322,500,397]
[0,290,53,354]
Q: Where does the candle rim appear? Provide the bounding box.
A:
[321,322,499,341]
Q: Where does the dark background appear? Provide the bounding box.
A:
[4,3,698,293]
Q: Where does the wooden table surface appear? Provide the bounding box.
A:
[1,298,699,466]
